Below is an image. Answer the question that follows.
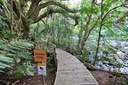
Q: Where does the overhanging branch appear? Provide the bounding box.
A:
[33,12,47,23]
[102,5,128,24]
[39,1,79,13]
[27,0,41,18]
[33,9,79,23]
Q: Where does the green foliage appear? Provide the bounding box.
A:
[101,57,110,62]
[0,0,127,80]
[0,16,9,29]
[14,61,35,78]
[30,21,45,38]
[0,39,34,78]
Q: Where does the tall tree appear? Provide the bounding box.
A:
[80,0,128,51]
[0,0,78,38]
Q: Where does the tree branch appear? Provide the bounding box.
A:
[33,11,48,23]
[28,1,79,23]
[33,9,79,23]
[27,0,41,18]
[81,15,92,50]
[39,1,78,13]
[116,12,128,24]
[12,1,20,17]
[102,5,128,25]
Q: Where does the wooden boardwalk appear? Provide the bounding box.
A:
[54,49,98,85]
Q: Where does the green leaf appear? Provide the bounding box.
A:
[0,62,11,68]
[19,52,32,60]
[0,70,4,73]
[101,57,110,62]
[0,55,13,63]
[105,27,115,36]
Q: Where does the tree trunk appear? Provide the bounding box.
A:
[21,17,30,38]
[23,24,30,39]
[81,15,92,50]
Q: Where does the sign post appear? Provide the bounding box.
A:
[34,50,47,85]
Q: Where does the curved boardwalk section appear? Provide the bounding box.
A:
[54,49,98,85]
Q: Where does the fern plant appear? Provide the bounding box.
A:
[0,39,35,78]
[0,16,9,29]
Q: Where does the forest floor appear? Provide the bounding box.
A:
[1,67,127,85]
[90,70,127,85]
[15,72,55,85]
[14,70,127,85]
[1,72,55,85]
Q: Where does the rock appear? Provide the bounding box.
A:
[102,61,109,64]
[87,40,128,74]
[119,67,128,73]
[115,56,124,65]
[97,61,103,66]
[108,63,114,66]
[117,51,125,58]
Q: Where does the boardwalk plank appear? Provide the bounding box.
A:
[54,49,98,85]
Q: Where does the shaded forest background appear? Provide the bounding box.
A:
[0,0,128,85]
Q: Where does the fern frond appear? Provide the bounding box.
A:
[0,55,13,63]
[0,39,34,77]
[0,62,11,69]
[18,52,32,60]
[11,41,33,49]
[5,53,15,57]
[0,50,6,54]
[0,70,4,73]
[8,44,23,52]
[0,39,8,49]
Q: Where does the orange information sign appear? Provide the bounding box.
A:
[34,50,46,62]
